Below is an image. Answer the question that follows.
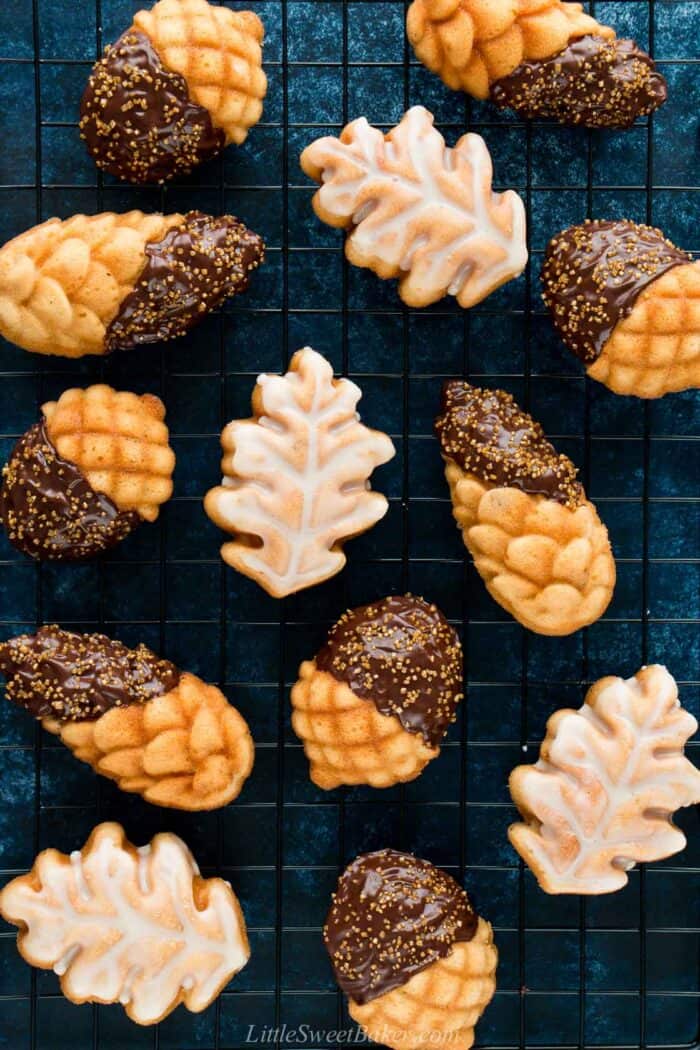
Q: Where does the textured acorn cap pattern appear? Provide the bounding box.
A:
[589,260,700,398]
[349,918,498,1050]
[42,385,175,522]
[0,212,182,358]
[133,0,267,146]
[291,663,440,790]
[406,0,613,98]
[444,462,615,636]
[45,673,254,811]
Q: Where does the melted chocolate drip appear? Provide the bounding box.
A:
[0,422,139,561]
[324,849,478,1004]
[0,625,180,722]
[541,219,690,365]
[490,36,667,128]
[106,211,265,351]
[80,29,225,184]
[315,595,462,749]
[436,382,584,510]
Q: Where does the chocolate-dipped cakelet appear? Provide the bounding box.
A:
[0,385,175,561]
[542,220,700,398]
[80,0,266,183]
[291,595,463,789]
[0,625,254,810]
[0,210,264,358]
[436,382,615,636]
[325,850,497,1050]
[407,0,666,128]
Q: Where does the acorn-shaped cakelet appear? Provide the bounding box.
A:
[325,850,497,1050]
[542,220,700,398]
[0,625,254,810]
[407,0,667,128]
[291,595,463,790]
[80,0,266,183]
[0,385,175,561]
[436,383,616,636]
[0,211,264,358]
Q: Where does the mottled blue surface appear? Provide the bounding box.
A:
[0,0,698,1048]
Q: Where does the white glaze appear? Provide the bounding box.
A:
[206,347,396,597]
[0,824,249,1025]
[303,106,527,308]
[510,666,700,894]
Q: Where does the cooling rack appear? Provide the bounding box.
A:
[0,0,698,1048]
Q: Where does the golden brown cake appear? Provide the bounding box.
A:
[436,381,615,635]
[291,595,463,789]
[542,220,700,398]
[42,385,174,523]
[406,0,666,127]
[325,850,497,1050]
[0,210,264,357]
[0,823,250,1024]
[0,385,175,560]
[81,0,266,182]
[0,626,254,811]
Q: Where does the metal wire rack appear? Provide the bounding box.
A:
[0,0,698,1048]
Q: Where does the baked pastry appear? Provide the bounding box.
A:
[407,0,667,128]
[291,595,463,789]
[0,385,175,560]
[325,849,497,1050]
[435,381,615,636]
[0,210,264,358]
[204,347,396,597]
[80,0,266,183]
[542,220,700,398]
[509,665,700,894]
[0,822,249,1024]
[300,105,527,309]
[0,625,254,810]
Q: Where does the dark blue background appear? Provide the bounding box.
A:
[0,1,698,1047]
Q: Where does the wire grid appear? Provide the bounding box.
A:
[0,0,698,1048]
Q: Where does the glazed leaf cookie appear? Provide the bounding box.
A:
[542,220,700,398]
[300,106,527,309]
[0,210,264,358]
[407,0,667,128]
[436,381,615,636]
[0,823,250,1024]
[0,626,254,810]
[204,348,396,598]
[509,666,700,894]
[81,0,267,183]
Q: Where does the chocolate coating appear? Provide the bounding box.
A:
[436,382,583,510]
[80,29,225,184]
[490,36,667,128]
[542,220,690,365]
[0,422,139,561]
[106,211,265,351]
[0,625,180,722]
[315,595,462,748]
[324,849,477,1004]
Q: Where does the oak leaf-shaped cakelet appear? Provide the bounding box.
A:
[0,823,250,1025]
[509,666,700,895]
[204,348,396,597]
[300,105,527,309]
